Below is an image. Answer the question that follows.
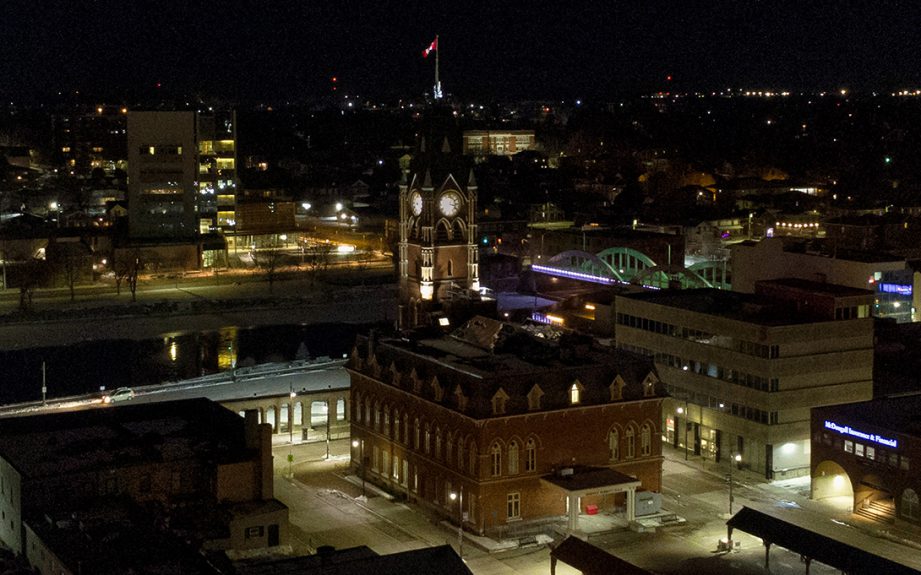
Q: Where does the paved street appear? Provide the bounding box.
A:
[274,439,921,575]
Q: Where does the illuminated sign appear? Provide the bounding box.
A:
[824,420,898,448]
[879,283,912,296]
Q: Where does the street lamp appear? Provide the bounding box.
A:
[676,402,689,460]
[289,387,297,445]
[352,439,365,497]
[729,453,742,514]
[449,486,464,559]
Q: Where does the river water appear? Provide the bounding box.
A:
[0,322,380,405]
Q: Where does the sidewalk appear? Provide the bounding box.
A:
[661,446,921,554]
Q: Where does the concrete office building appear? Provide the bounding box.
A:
[732,238,920,323]
[615,278,875,479]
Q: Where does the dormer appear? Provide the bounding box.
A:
[609,375,626,401]
[368,354,382,379]
[492,388,510,415]
[350,346,363,370]
[569,380,585,405]
[389,362,401,387]
[527,384,544,411]
[454,384,468,412]
[431,376,444,402]
[410,368,423,394]
[643,372,659,398]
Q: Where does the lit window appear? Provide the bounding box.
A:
[424,425,431,454]
[626,426,636,459]
[844,440,854,453]
[570,382,582,404]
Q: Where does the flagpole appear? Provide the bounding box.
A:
[434,34,442,99]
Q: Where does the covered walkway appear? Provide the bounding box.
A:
[727,506,921,574]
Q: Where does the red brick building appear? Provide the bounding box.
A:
[347,317,665,537]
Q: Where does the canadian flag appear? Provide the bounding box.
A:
[422,37,438,58]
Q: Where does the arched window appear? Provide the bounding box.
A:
[424,424,431,454]
[469,442,478,474]
[446,433,454,465]
[383,407,390,437]
[526,438,537,472]
[508,441,520,475]
[414,418,421,449]
[902,488,921,521]
[570,382,582,404]
[364,402,371,426]
[457,437,465,471]
[403,412,410,444]
[641,423,652,456]
[374,402,381,431]
[609,429,620,461]
[626,426,636,459]
[491,443,502,477]
[435,427,442,459]
[394,411,401,443]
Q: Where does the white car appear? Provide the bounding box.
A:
[102,387,135,404]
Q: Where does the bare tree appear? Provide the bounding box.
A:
[17,260,46,312]
[251,240,284,293]
[114,249,143,301]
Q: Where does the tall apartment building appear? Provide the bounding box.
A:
[615,278,875,479]
[127,110,237,239]
[348,317,665,537]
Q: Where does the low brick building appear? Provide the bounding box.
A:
[347,317,665,537]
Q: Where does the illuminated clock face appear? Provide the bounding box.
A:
[411,191,423,215]
[439,192,461,217]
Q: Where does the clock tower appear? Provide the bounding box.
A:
[399,124,480,328]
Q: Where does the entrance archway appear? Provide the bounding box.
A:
[812,460,853,511]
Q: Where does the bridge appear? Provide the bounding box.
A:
[0,358,353,444]
[533,247,731,290]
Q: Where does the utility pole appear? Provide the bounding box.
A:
[433,35,443,99]
[41,361,47,405]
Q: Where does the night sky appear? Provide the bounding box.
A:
[3,1,921,102]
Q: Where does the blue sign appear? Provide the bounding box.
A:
[824,420,898,448]
[879,283,912,295]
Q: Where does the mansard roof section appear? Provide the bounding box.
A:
[348,324,665,418]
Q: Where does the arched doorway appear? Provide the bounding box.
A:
[812,460,853,511]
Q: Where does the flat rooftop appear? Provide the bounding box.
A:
[622,287,866,327]
[816,393,921,437]
[0,398,254,478]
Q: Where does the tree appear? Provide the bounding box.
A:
[17,260,47,312]
[251,240,284,293]
[115,249,143,302]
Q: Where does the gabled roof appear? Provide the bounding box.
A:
[551,536,654,575]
